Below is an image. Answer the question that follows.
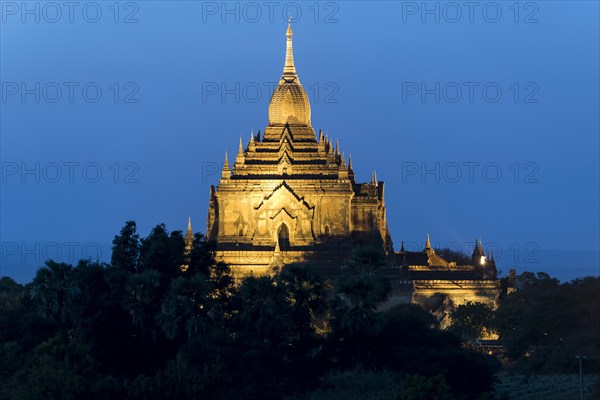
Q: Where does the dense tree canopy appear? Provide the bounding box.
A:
[1,222,597,399]
[494,272,600,373]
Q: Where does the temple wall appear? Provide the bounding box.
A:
[213,180,356,248]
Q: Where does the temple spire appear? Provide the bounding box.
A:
[425,234,432,250]
[235,137,245,167]
[371,171,378,184]
[221,151,230,179]
[282,18,297,80]
[185,216,193,245]
[185,217,194,246]
[476,238,484,253]
[181,216,194,272]
[347,154,355,182]
[472,237,485,264]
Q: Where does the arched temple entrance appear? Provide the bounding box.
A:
[278,223,291,250]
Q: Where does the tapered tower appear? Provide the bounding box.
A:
[206,23,392,277]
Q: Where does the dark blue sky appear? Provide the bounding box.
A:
[1,1,599,282]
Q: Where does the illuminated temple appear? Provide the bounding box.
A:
[201,24,505,313]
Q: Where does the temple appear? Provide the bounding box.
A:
[206,22,392,276]
[202,23,507,317]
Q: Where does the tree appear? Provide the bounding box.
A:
[494,271,561,359]
[207,262,235,315]
[2,220,507,400]
[0,277,25,310]
[231,275,293,345]
[334,273,389,330]
[495,273,600,373]
[227,275,299,400]
[2,334,99,400]
[30,261,79,326]
[372,304,499,398]
[449,301,495,342]
[276,263,328,335]
[288,366,454,400]
[434,248,471,265]
[330,272,390,365]
[123,269,163,342]
[139,224,184,279]
[349,246,387,269]
[186,233,213,276]
[158,274,214,341]
[111,220,140,273]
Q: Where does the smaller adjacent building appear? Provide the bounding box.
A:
[382,235,502,327]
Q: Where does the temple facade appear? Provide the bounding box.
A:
[206,23,392,277]
[203,24,506,312]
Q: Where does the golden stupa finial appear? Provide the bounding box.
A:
[187,216,192,232]
[283,18,297,79]
[425,233,432,250]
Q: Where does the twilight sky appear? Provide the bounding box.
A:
[1,1,599,282]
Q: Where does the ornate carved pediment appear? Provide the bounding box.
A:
[255,181,313,212]
[253,181,315,243]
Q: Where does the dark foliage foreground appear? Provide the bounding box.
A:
[12,221,594,399]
